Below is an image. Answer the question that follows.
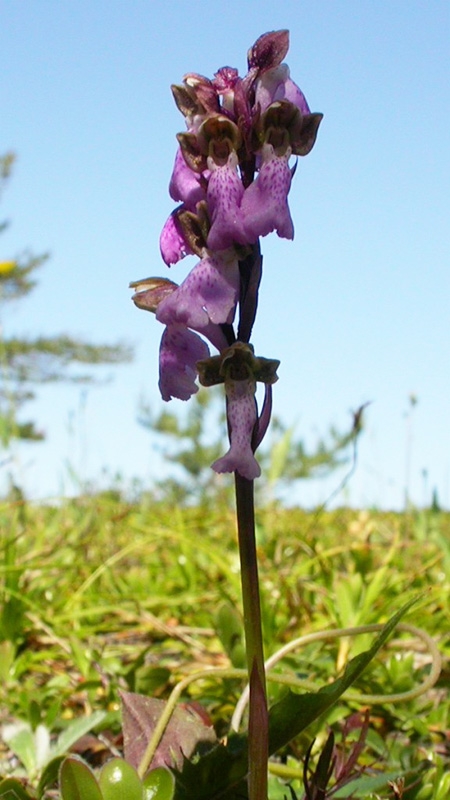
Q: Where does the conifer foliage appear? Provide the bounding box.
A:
[0,153,132,446]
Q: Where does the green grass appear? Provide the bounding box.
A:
[0,492,449,798]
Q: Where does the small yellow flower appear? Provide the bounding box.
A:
[0,261,16,275]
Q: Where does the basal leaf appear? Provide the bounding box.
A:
[38,755,65,797]
[172,739,248,800]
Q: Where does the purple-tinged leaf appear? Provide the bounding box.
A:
[120,691,217,772]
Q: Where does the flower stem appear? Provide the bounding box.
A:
[234,472,268,800]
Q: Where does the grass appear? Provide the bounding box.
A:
[0,490,449,798]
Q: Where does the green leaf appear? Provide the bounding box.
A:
[99,758,144,800]
[38,755,65,796]
[172,742,248,800]
[143,767,175,800]
[215,603,246,668]
[1,721,50,777]
[134,665,171,696]
[59,756,103,800]
[53,710,107,757]
[0,777,35,799]
[332,771,400,797]
[436,771,450,800]
[0,640,16,682]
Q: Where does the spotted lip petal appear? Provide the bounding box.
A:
[206,152,248,251]
[211,378,261,480]
[240,144,293,242]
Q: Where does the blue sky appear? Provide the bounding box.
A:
[1,1,449,508]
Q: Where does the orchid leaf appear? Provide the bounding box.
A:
[268,598,418,753]
[172,739,248,800]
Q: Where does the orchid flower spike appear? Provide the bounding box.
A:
[131,30,322,476]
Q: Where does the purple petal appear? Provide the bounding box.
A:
[156,253,239,330]
[169,148,206,209]
[206,151,248,251]
[282,77,310,115]
[241,144,293,242]
[160,210,192,266]
[199,320,230,353]
[211,379,261,480]
[254,65,310,116]
[159,323,210,401]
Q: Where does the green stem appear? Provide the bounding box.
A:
[234,472,268,800]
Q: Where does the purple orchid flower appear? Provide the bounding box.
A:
[211,377,261,480]
[197,343,279,480]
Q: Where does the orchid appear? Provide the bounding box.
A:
[130,34,322,799]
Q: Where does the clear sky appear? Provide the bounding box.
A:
[1,0,449,509]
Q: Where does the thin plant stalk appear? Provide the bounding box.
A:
[235,471,268,800]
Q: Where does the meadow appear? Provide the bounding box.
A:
[0,489,448,798]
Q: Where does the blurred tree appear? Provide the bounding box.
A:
[0,152,132,446]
